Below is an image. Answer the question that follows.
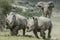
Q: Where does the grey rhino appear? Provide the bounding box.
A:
[6,12,27,36]
[27,16,52,39]
[36,1,54,18]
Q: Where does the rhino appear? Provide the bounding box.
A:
[27,16,52,39]
[36,1,54,18]
[6,12,27,36]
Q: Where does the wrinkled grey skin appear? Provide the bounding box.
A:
[36,1,54,18]
[6,12,27,36]
[27,16,52,39]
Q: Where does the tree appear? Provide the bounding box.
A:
[0,0,13,15]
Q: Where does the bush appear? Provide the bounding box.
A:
[19,9,41,18]
[0,0,12,15]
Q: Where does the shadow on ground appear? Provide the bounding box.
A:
[17,35,34,38]
[0,34,34,38]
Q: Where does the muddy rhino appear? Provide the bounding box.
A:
[6,12,27,36]
[27,16,52,39]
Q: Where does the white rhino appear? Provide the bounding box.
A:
[27,16,52,39]
[6,12,27,36]
[36,1,54,18]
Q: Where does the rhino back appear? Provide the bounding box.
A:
[37,16,51,29]
[15,14,27,26]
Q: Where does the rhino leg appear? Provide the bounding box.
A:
[40,30,46,39]
[48,26,52,39]
[47,23,52,40]
[23,27,26,36]
[10,29,14,36]
[14,29,18,36]
[10,28,18,36]
[33,30,39,39]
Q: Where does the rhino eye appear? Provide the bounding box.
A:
[48,6,50,9]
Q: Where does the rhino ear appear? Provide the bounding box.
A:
[33,17,35,19]
[33,17,37,20]
[48,1,54,8]
[36,2,44,7]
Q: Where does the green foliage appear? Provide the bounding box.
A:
[0,31,42,40]
[19,9,41,18]
[12,7,22,13]
[0,0,12,15]
[12,0,41,18]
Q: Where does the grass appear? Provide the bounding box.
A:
[0,31,60,40]
[0,36,41,40]
[0,27,60,40]
[0,31,42,40]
